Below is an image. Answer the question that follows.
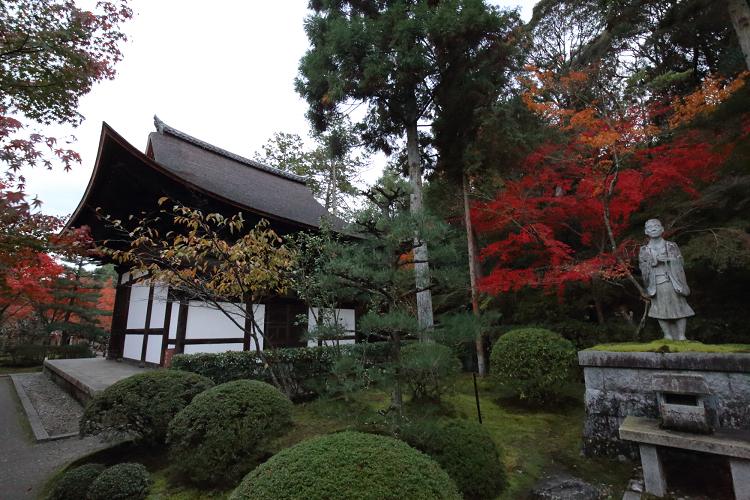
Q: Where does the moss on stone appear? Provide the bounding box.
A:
[586,340,750,353]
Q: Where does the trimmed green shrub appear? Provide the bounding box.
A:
[80,370,214,445]
[490,328,576,403]
[167,379,293,485]
[3,343,95,367]
[229,431,461,500]
[49,463,106,500]
[401,342,461,403]
[167,342,393,389]
[86,463,150,500]
[401,420,508,500]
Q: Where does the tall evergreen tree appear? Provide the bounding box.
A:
[527,0,747,88]
[296,0,519,331]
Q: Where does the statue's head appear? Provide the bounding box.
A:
[645,219,664,238]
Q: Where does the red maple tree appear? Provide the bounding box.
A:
[472,68,743,298]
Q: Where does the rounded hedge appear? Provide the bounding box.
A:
[167,379,293,485]
[401,419,508,500]
[229,431,462,500]
[400,342,461,403]
[86,463,150,500]
[80,369,214,445]
[490,328,576,403]
[49,463,106,500]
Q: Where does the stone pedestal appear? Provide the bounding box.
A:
[619,416,750,499]
[731,458,750,500]
[639,444,667,496]
[579,351,750,458]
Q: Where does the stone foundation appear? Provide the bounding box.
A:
[579,351,750,458]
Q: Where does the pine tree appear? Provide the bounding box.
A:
[37,258,112,344]
[304,176,457,417]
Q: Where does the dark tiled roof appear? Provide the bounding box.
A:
[148,117,345,231]
[153,116,307,183]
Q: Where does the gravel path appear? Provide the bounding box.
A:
[0,376,110,500]
[15,373,83,436]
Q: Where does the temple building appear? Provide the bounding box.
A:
[67,117,356,367]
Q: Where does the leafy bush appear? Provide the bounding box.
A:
[229,431,461,500]
[490,328,576,403]
[168,342,395,397]
[400,419,508,500]
[167,379,293,485]
[401,342,461,403]
[86,463,150,500]
[3,343,94,367]
[49,463,106,500]
[80,370,214,445]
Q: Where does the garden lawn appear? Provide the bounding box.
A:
[446,375,632,499]
[56,374,633,500]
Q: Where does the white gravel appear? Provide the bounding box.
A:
[15,372,83,436]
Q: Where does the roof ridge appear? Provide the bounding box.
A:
[153,115,307,184]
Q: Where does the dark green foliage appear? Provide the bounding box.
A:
[168,342,393,391]
[546,320,636,350]
[229,431,461,500]
[167,380,293,485]
[401,342,461,403]
[490,328,576,403]
[400,419,508,500]
[79,370,214,445]
[3,343,94,366]
[86,463,150,500]
[49,463,105,500]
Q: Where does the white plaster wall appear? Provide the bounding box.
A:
[126,284,150,330]
[145,334,162,364]
[307,307,356,347]
[183,343,244,355]
[123,334,143,360]
[121,270,147,284]
[168,305,179,340]
[149,285,169,329]
[185,302,265,340]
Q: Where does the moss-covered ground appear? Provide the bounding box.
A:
[55,373,639,500]
[587,339,750,353]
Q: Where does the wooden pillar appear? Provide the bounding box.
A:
[160,294,174,366]
[108,272,131,360]
[175,298,188,354]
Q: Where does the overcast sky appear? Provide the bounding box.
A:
[23,0,537,217]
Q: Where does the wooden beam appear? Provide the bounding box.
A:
[175,298,188,354]
[139,284,155,366]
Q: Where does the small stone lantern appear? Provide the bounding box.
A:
[652,373,718,434]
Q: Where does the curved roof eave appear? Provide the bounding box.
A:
[67,122,342,233]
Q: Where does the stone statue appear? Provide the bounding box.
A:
[639,219,694,340]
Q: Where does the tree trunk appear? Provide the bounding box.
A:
[406,120,434,334]
[462,174,487,376]
[594,296,605,326]
[332,159,338,216]
[727,0,750,71]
